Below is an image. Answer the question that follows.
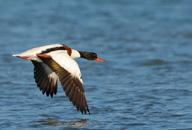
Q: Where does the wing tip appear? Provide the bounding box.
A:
[79,107,90,115]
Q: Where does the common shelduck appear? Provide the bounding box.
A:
[13,44,104,114]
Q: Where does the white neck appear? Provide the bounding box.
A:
[71,49,80,59]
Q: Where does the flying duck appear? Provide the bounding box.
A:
[13,44,104,114]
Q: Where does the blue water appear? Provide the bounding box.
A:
[1,0,192,129]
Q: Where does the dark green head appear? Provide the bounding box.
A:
[79,51,104,62]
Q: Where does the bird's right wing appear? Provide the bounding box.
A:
[37,52,90,114]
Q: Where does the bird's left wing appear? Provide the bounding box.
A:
[37,51,90,114]
[32,61,58,97]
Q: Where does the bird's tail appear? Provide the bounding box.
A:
[12,53,33,60]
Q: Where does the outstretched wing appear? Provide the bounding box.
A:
[32,61,58,97]
[37,52,90,114]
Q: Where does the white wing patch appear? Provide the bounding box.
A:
[42,63,59,81]
[48,50,83,83]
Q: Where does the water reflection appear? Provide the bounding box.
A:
[33,118,88,128]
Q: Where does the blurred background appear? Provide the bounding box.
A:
[1,0,192,129]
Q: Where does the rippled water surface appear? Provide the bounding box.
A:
[1,0,192,130]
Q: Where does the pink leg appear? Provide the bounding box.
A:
[16,55,37,60]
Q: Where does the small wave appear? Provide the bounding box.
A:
[139,59,168,66]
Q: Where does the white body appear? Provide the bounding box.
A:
[13,44,63,57]
[13,44,82,83]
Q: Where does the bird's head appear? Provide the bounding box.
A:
[79,51,105,62]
